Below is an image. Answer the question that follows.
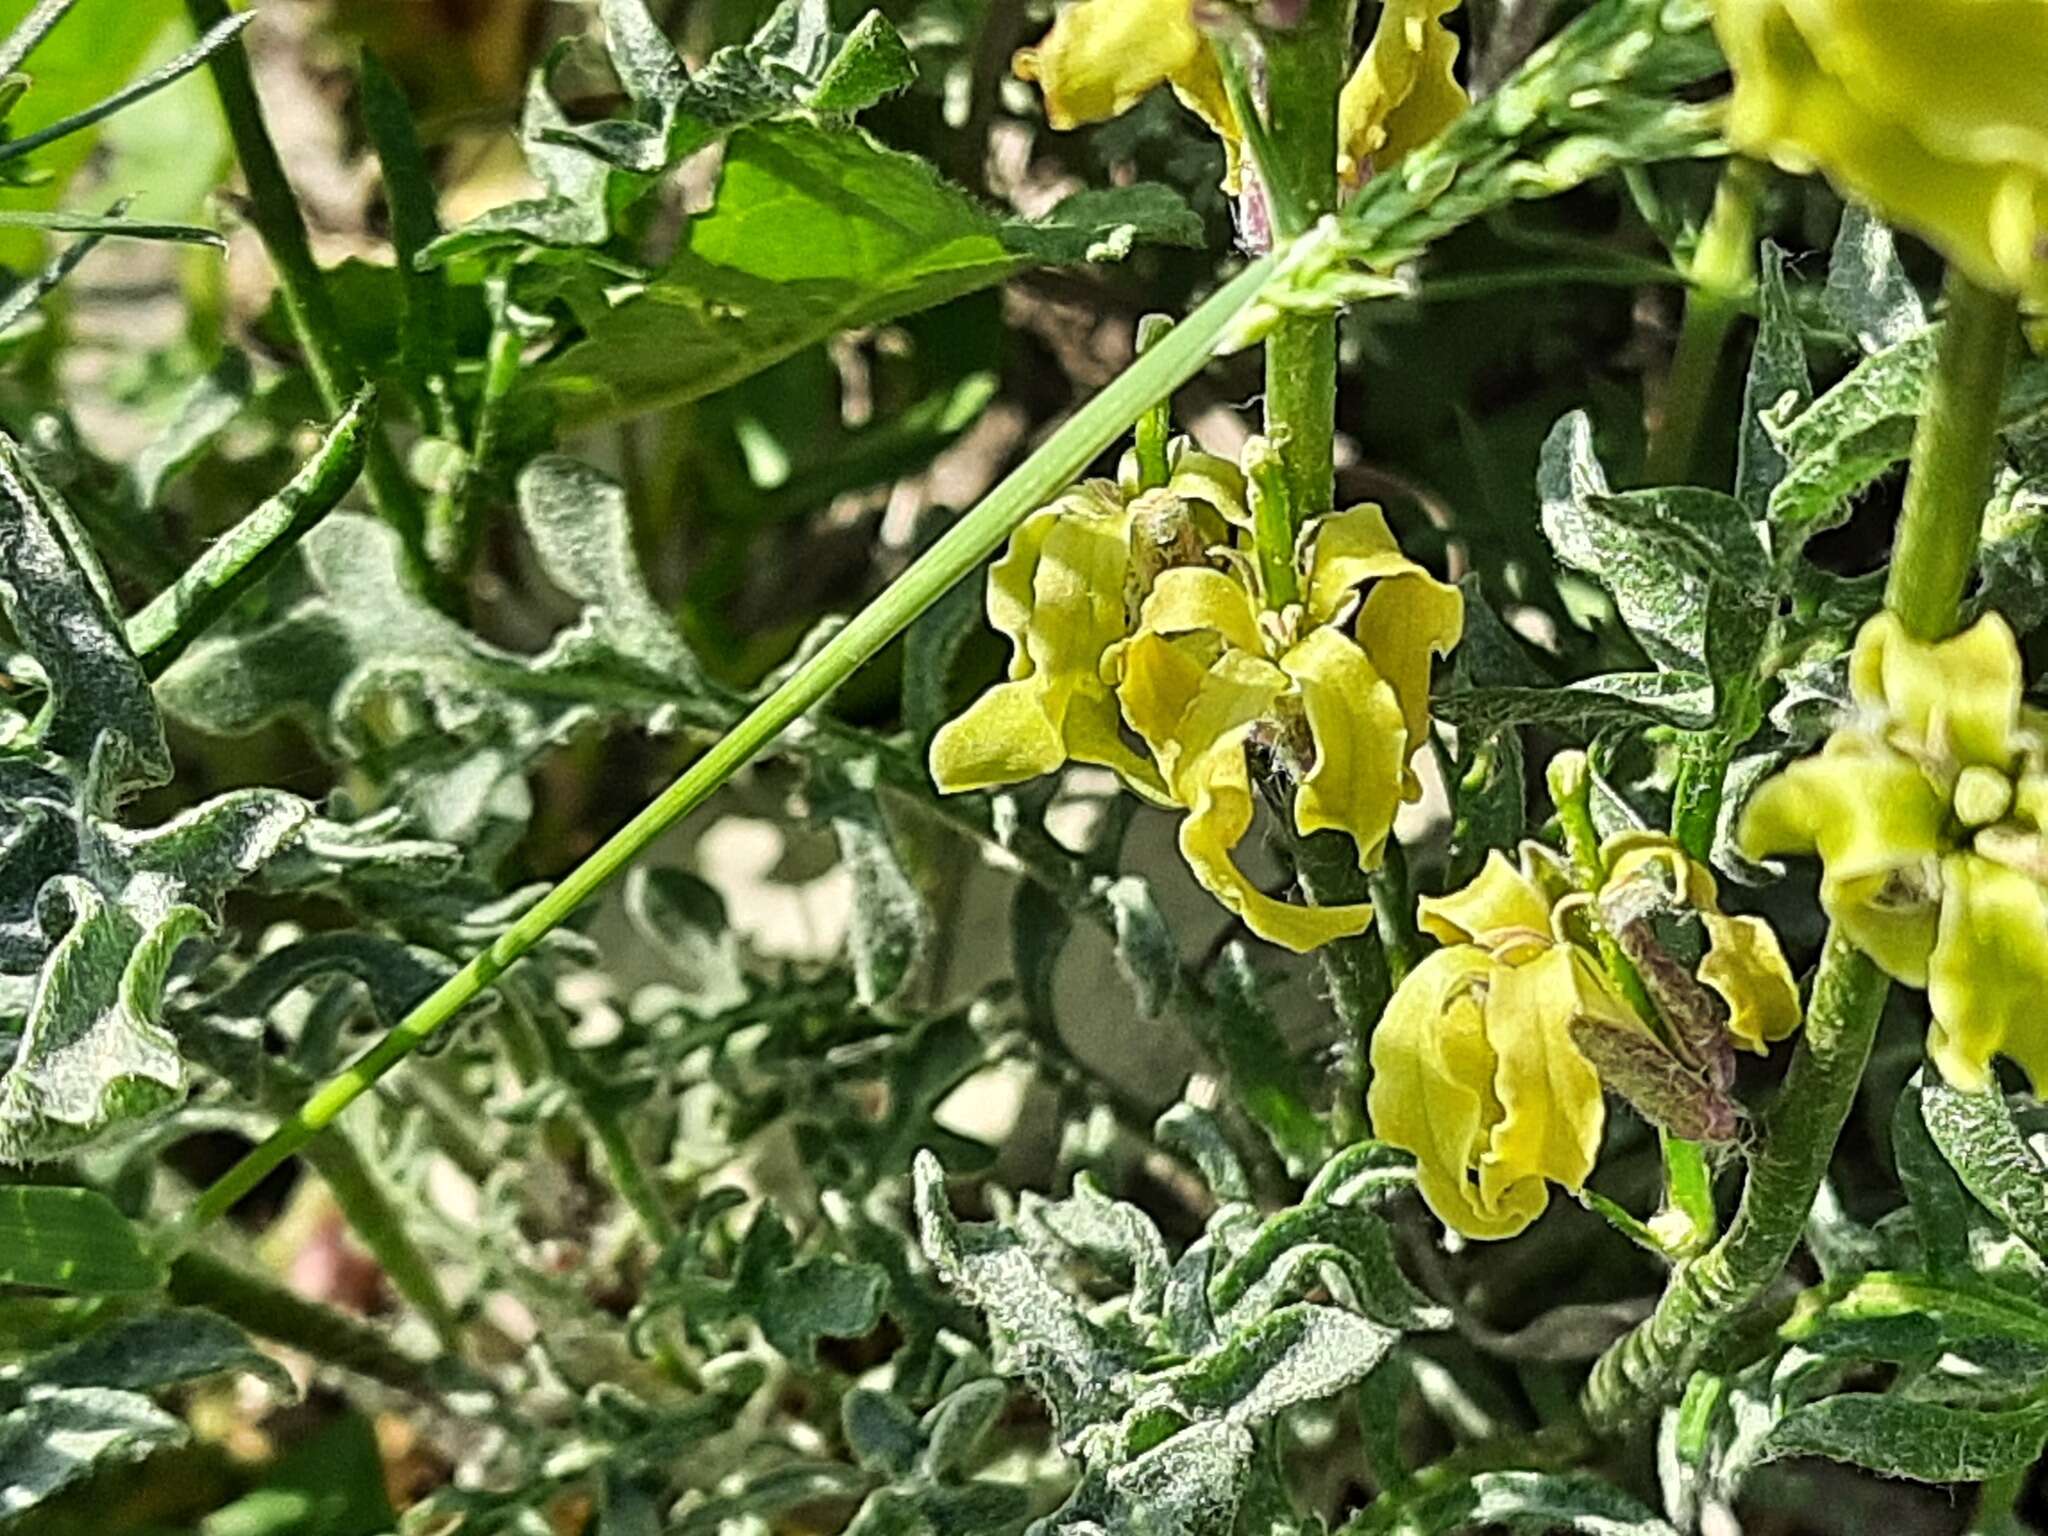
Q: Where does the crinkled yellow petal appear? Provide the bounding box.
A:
[1353,570,1464,795]
[1418,849,1554,947]
[1281,626,1407,871]
[1715,0,2048,303]
[1849,610,2024,770]
[930,678,1071,793]
[1368,947,1542,1240]
[1739,734,1947,985]
[1013,0,1242,183]
[1601,831,1721,912]
[1302,504,1411,627]
[1137,566,1266,656]
[1480,945,1611,1211]
[1338,0,1468,183]
[1166,448,1253,530]
[1928,852,2048,1093]
[1110,629,1212,784]
[1699,912,1803,1053]
[1167,648,1375,951]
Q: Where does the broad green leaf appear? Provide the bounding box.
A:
[1920,1080,2048,1261]
[1736,242,1810,519]
[0,1184,162,1293]
[0,1387,185,1521]
[1824,205,1924,355]
[1761,1394,2048,1483]
[1161,1302,1398,1424]
[538,121,1200,425]
[1372,1470,1679,1534]
[1973,470,2048,634]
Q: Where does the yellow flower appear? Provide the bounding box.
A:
[1713,0,2048,304]
[1107,502,1461,951]
[1014,0,1467,191]
[1742,610,2048,1091]
[1370,848,1639,1239]
[928,448,1246,801]
[1371,832,1801,1241]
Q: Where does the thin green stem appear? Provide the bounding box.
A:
[165,253,1279,1246]
[184,0,425,564]
[427,271,522,578]
[1642,158,1759,486]
[299,1130,462,1351]
[1886,269,2021,642]
[1246,437,1303,606]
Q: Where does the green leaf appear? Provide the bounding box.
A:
[1761,1394,2048,1483]
[1444,580,1536,886]
[0,1387,185,1521]
[1767,330,2048,550]
[418,59,609,260]
[1371,1470,1679,1535]
[0,1184,163,1293]
[1539,411,1712,670]
[1736,242,1810,519]
[4,1306,294,1405]
[0,207,221,244]
[1100,874,1176,1021]
[128,352,250,509]
[1920,1080,2048,1261]
[815,757,929,1011]
[1196,946,1329,1175]
[624,866,749,1016]
[537,121,1200,425]
[1433,672,1716,735]
[1161,1302,1398,1423]
[1893,1071,1974,1274]
[1823,204,1924,355]
[0,432,167,787]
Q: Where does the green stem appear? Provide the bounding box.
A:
[166,1250,448,1403]
[128,391,371,678]
[426,271,521,579]
[299,1130,462,1350]
[1885,269,2021,642]
[184,0,425,564]
[1582,932,1887,1429]
[1257,0,1351,526]
[1585,261,2022,1435]
[1966,1467,2030,1536]
[165,253,1280,1246]
[1642,158,1759,486]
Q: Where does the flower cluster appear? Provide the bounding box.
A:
[1369,830,1800,1240]
[1714,0,2048,305]
[1013,0,1468,190]
[929,442,1459,952]
[1742,611,2048,1092]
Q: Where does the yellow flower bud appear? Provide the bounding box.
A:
[1713,0,2048,304]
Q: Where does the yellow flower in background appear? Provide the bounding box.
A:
[1742,611,2048,1091]
[1107,502,1461,951]
[1014,0,1467,191]
[1713,0,2048,305]
[928,447,1246,802]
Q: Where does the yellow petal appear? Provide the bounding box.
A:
[1480,945,1611,1209]
[1137,566,1266,656]
[1699,912,1803,1053]
[930,678,1070,792]
[1110,629,1212,784]
[1601,831,1721,912]
[1418,848,1552,946]
[1338,0,1468,184]
[1739,735,1947,985]
[1368,946,1542,1240]
[1353,571,1463,796]
[1849,610,2024,770]
[1166,447,1253,530]
[1281,626,1407,871]
[1013,0,1202,128]
[1302,504,1410,626]
[1715,0,2048,303]
[1927,852,2048,1094]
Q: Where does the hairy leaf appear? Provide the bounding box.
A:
[0,1184,162,1293]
